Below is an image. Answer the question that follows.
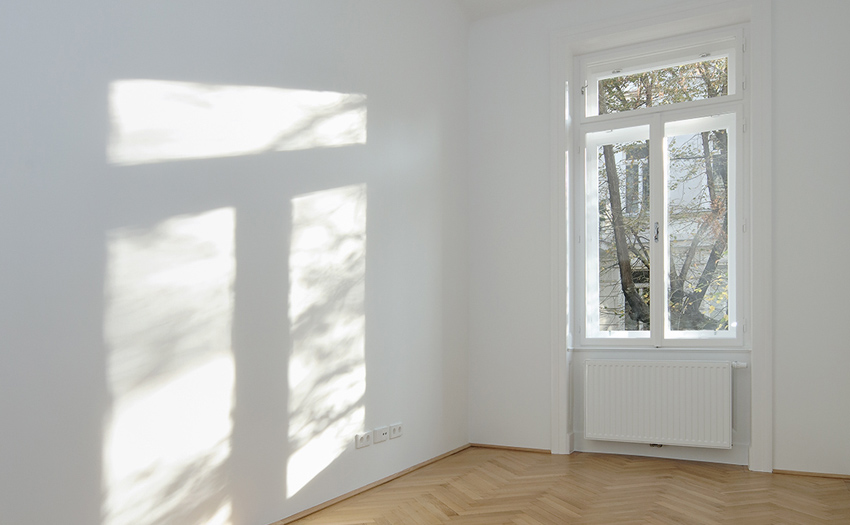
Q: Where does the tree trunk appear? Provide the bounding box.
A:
[603,144,650,325]
[681,131,728,329]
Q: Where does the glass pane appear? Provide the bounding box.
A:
[666,125,730,332]
[598,57,727,115]
[596,139,651,332]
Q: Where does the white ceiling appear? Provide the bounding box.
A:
[456,0,558,21]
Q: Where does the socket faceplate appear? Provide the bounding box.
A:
[355,432,372,449]
[374,426,389,443]
[389,423,403,439]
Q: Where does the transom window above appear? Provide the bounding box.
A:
[581,30,741,119]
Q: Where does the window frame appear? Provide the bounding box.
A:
[579,26,745,122]
[572,26,750,350]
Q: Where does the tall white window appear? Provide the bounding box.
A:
[575,27,748,347]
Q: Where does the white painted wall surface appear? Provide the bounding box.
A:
[0,2,469,524]
[772,0,850,477]
[466,10,553,450]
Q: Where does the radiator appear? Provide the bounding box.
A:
[585,360,732,449]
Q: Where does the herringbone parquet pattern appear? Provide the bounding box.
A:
[291,447,850,524]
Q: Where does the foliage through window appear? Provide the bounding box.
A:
[598,57,729,115]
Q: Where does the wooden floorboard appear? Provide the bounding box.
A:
[288,447,850,524]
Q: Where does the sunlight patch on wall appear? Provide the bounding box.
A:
[108,80,367,166]
[103,208,236,525]
[287,184,367,498]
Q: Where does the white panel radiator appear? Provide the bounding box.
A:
[585,360,732,449]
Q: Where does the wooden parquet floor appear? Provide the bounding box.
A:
[290,447,850,524]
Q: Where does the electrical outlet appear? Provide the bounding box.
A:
[355,432,372,449]
[389,423,403,439]
[373,426,389,443]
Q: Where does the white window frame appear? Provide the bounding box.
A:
[580,27,744,120]
[573,26,750,350]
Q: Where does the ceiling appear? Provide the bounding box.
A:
[456,0,558,21]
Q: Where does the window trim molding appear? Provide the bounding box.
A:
[549,0,773,472]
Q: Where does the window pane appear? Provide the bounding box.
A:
[598,57,728,115]
[596,139,651,333]
[666,121,731,332]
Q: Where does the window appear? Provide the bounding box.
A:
[574,27,747,347]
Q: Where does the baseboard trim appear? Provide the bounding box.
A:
[469,443,552,454]
[272,444,472,524]
[773,469,850,480]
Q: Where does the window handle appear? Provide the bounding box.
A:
[654,222,660,243]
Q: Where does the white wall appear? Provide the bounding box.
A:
[772,0,850,477]
[0,2,469,524]
[467,0,850,476]
[466,8,554,449]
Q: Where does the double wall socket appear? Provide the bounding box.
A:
[355,432,372,449]
[389,423,403,439]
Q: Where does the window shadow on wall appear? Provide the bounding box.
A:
[100,80,369,525]
[107,80,367,167]
[287,184,367,499]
